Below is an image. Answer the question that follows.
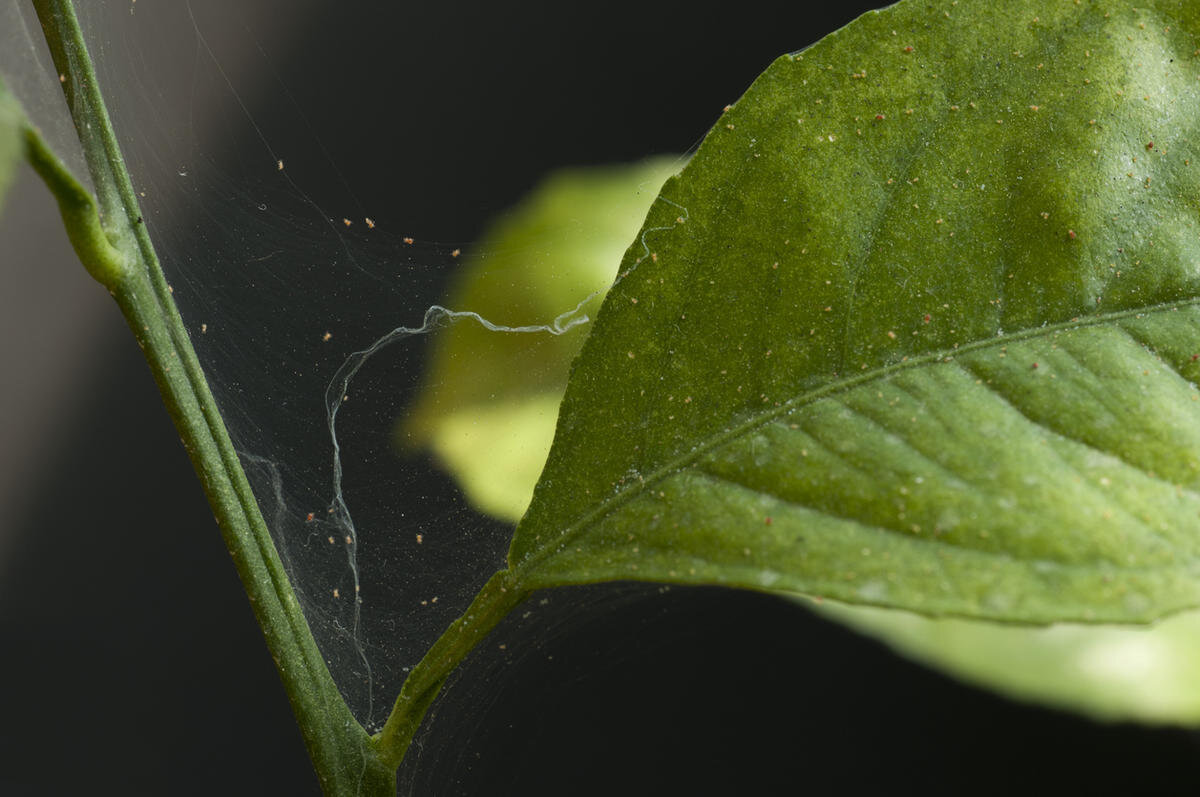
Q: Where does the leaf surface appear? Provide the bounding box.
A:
[510,0,1200,624]
[412,156,1200,724]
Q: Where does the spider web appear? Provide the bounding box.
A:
[0,0,889,789]
[2,0,713,734]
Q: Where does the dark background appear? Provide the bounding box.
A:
[2,1,1199,794]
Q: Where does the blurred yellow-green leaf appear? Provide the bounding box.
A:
[401,157,679,522]
[0,78,24,215]
[812,600,1200,725]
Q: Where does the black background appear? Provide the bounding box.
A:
[2,1,1199,794]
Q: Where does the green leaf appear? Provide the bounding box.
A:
[403,158,679,522]
[0,77,24,215]
[508,0,1200,625]
[411,157,1200,726]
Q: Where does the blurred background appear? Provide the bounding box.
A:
[2,1,1199,793]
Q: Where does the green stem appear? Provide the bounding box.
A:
[22,0,538,783]
[26,2,391,792]
[376,570,529,768]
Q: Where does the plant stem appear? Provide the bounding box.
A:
[27,1,391,792]
[376,570,529,768]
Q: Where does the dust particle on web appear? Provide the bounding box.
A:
[322,331,332,342]
[200,323,207,334]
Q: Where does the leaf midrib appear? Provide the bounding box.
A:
[513,294,1200,578]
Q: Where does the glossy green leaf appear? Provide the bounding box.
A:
[402,158,678,521]
[509,0,1200,625]
[413,158,1200,725]
[0,78,23,215]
